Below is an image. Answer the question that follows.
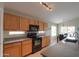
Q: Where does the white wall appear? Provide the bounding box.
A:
[44,22,57,46]
[0,8,4,57]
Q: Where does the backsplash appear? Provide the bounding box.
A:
[4,31,49,38]
[4,31,27,38]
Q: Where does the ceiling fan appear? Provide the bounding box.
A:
[40,2,53,11]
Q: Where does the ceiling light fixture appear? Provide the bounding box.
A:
[40,2,53,11]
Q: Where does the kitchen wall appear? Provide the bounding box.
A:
[45,22,57,46]
[4,31,27,38]
[0,7,4,57]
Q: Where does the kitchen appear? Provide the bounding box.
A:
[1,2,79,57]
[3,9,50,57]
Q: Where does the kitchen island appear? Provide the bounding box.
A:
[41,42,79,57]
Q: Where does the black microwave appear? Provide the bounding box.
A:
[29,25,39,31]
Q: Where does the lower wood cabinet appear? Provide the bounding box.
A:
[4,42,21,57]
[42,37,47,48]
[46,36,50,46]
[4,39,32,57]
[3,37,49,57]
[42,36,50,48]
[22,39,32,56]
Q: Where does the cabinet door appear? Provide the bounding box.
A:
[39,21,44,31]
[46,36,50,46]
[30,19,39,25]
[22,39,32,56]
[44,23,48,31]
[20,17,29,31]
[42,37,47,48]
[4,42,21,57]
[29,19,35,25]
[34,19,39,25]
[4,13,20,30]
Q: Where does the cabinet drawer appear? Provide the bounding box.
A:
[22,39,32,45]
[4,42,21,48]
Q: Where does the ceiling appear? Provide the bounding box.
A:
[4,2,79,24]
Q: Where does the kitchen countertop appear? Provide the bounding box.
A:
[3,36,49,44]
[4,37,31,44]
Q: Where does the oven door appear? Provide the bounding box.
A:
[32,37,42,53]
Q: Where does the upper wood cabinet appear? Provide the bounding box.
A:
[4,13,20,31]
[20,17,29,31]
[29,19,39,25]
[22,39,32,56]
[34,19,39,25]
[4,42,21,57]
[43,23,48,31]
[39,21,44,31]
[29,19,35,25]
[4,13,48,31]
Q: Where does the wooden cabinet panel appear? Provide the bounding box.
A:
[30,19,38,25]
[22,39,32,56]
[20,17,29,31]
[42,37,47,48]
[29,19,35,25]
[42,36,50,48]
[4,42,21,57]
[34,19,39,25]
[4,13,20,30]
[46,36,50,46]
[43,23,48,31]
[39,21,44,31]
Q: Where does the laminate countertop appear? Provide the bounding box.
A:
[41,42,79,57]
[4,37,31,44]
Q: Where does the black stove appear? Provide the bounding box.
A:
[27,25,42,53]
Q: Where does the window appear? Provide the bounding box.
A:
[60,26,75,39]
[60,26,75,34]
[68,26,75,33]
[51,26,57,36]
[60,26,68,34]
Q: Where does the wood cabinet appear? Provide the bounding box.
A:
[46,36,50,46]
[4,13,20,31]
[4,42,21,57]
[42,36,50,48]
[43,23,48,31]
[39,21,44,31]
[42,37,47,48]
[20,17,29,31]
[29,19,35,25]
[4,39,32,57]
[34,19,39,25]
[4,13,48,31]
[22,39,32,56]
[29,19,38,25]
